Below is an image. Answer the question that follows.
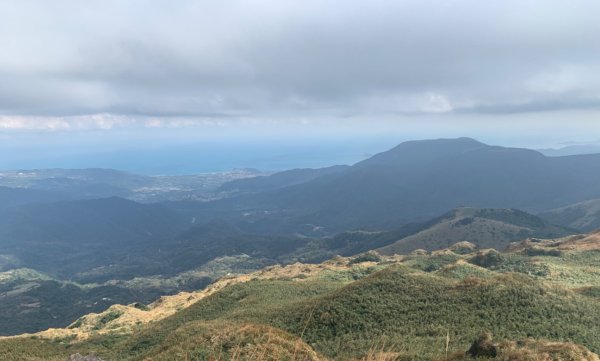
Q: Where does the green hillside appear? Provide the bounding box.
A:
[540,199,600,232]
[2,233,600,360]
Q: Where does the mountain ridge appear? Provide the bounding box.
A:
[192,138,600,233]
[539,199,600,232]
[379,207,574,255]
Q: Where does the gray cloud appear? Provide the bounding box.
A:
[0,0,599,121]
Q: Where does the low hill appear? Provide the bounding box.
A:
[540,199,600,232]
[3,233,600,360]
[379,207,573,255]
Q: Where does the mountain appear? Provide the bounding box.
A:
[179,138,600,234]
[378,207,573,255]
[539,199,600,232]
[3,234,600,360]
[538,144,600,157]
[281,207,570,262]
[7,138,600,237]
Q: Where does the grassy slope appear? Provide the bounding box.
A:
[2,236,600,360]
[540,199,600,232]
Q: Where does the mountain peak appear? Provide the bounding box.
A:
[356,137,489,167]
[393,137,487,149]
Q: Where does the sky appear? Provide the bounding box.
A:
[1,0,600,173]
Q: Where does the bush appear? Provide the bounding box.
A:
[349,252,382,264]
[467,332,497,358]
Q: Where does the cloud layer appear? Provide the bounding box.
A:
[1,0,599,128]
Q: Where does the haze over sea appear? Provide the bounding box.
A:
[1,135,405,175]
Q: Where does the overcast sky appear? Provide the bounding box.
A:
[1,0,600,169]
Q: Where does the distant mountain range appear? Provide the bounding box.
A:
[5,138,600,235]
[538,144,600,157]
[3,137,600,335]
[175,137,600,234]
[4,137,600,280]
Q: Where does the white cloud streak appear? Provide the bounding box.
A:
[0,115,229,131]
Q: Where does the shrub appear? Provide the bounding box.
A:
[467,332,497,358]
[350,252,382,264]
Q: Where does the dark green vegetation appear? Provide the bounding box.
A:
[0,197,188,279]
[0,255,264,336]
[0,276,158,335]
[2,237,600,360]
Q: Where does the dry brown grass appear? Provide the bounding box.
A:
[442,334,600,361]
[558,231,600,251]
[507,232,600,253]
[141,322,326,361]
